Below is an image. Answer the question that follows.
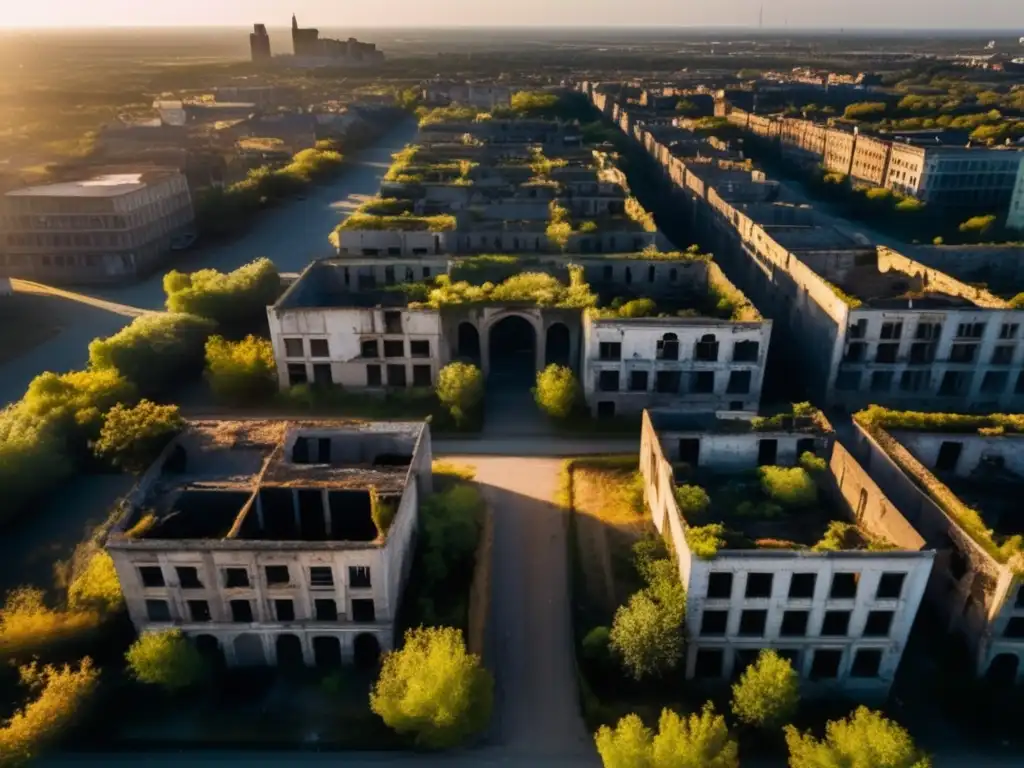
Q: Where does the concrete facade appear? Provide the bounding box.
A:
[107,419,431,668]
[851,421,1024,683]
[0,170,195,285]
[1008,158,1024,232]
[640,411,934,696]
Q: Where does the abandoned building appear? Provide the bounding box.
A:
[106,419,432,668]
[267,252,771,415]
[851,410,1024,684]
[640,408,934,695]
[589,84,1024,413]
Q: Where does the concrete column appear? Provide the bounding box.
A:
[480,324,491,378]
[300,631,314,666]
[535,326,546,373]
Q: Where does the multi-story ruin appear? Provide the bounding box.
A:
[107,419,432,668]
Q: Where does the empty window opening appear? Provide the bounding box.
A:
[781,610,809,637]
[656,370,682,394]
[821,610,851,636]
[146,599,171,622]
[139,566,165,588]
[598,370,619,392]
[410,340,430,358]
[851,649,882,678]
[176,566,202,589]
[629,370,649,392]
[694,334,719,362]
[876,572,905,600]
[733,340,760,362]
[309,339,330,358]
[789,573,816,599]
[739,609,767,636]
[383,311,402,334]
[315,599,338,622]
[224,568,250,589]
[384,340,405,358]
[810,649,842,679]
[700,610,728,636]
[349,566,372,588]
[596,401,616,419]
[230,600,254,623]
[361,340,379,358]
[830,573,860,600]
[691,371,714,393]
[309,566,334,589]
[352,598,376,622]
[329,490,378,542]
[678,438,701,465]
[746,572,773,598]
[275,599,295,621]
[657,333,679,361]
[864,611,894,637]
[387,364,407,387]
[188,600,211,622]
[757,439,778,466]
[936,441,963,472]
[313,636,342,668]
[727,370,752,395]
[694,648,724,678]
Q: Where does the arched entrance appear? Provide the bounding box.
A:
[194,634,225,671]
[275,634,305,669]
[353,633,382,669]
[233,634,266,667]
[545,323,571,367]
[313,635,343,668]
[986,653,1020,687]
[489,315,537,384]
[457,322,481,362]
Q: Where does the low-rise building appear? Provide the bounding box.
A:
[0,170,195,285]
[107,419,431,668]
[885,142,1022,210]
[1007,157,1024,232]
[851,409,1024,683]
[641,408,934,696]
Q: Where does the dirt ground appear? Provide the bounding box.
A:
[572,466,653,616]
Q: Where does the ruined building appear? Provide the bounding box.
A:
[107,419,432,668]
[249,23,271,62]
[289,14,383,64]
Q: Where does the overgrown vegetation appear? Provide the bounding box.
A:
[730,650,799,730]
[414,268,596,309]
[758,466,817,508]
[435,363,483,427]
[93,400,184,473]
[595,704,739,768]
[855,406,1024,566]
[533,364,580,419]
[163,258,281,335]
[88,313,215,398]
[125,629,207,692]
[0,658,99,766]
[204,335,277,404]
[332,212,457,234]
[784,706,931,768]
[370,626,492,749]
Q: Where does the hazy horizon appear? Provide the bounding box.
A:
[2,0,1021,32]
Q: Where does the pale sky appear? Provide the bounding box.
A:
[0,0,1019,30]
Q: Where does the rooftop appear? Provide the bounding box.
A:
[649,404,833,435]
[854,407,1024,567]
[115,419,424,545]
[6,172,173,199]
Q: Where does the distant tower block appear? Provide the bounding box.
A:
[250,23,271,62]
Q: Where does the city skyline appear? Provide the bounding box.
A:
[1,0,1021,30]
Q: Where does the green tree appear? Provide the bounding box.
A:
[785,706,930,768]
[421,484,484,584]
[595,704,739,768]
[93,400,183,472]
[533,364,578,419]
[435,362,483,426]
[163,258,281,333]
[843,102,888,121]
[125,629,207,692]
[21,368,138,448]
[67,551,123,614]
[609,556,686,681]
[758,466,818,507]
[88,313,215,397]
[582,626,612,666]
[731,649,799,729]
[370,626,493,749]
[674,485,711,519]
[958,214,997,239]
[204,335,277,404]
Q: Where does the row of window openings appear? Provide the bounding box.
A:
[139,565,371,590]
[144,596,376,624]
[700,607,895,638]
[598,369,751,395]
[706,571,906,601]
[287,363,432,389]
[693,646,885,680]
[844,341,1017,366]
[836,368,1024,396]
[343,265,433,286]
[847,320,1016,342]
[283,337,432,360]
[598,338,759,363]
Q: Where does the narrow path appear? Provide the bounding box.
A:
[449,456,599,766]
